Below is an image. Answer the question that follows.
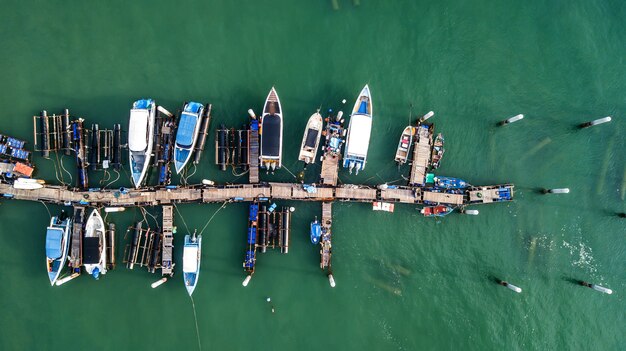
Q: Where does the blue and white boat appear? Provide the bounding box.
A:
[343,85,373,174]
[310,218,322,244]
[45,212,72,286]
[183,231,202,296]
[83,209,107,280]
[128,99,156,188]
[434,176,469,189]
[174,102,205,174]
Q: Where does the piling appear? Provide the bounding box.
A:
[106,223,116,270]
[112,124,122,170]
[216,124,229,171]
[61,109,71,155]
[579,116,611,129]
[193,104,212,164]
[498,114,524,126]
[40,110,50,158]
[543,188,570,194]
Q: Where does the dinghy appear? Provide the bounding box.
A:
[128,99,156,188]
[183,231,202,296]
[394,126,414,165]
[83,209,107,279]
[45,212,72,286]
[298,111,323,165]
[174,102,205,174]
[343,85,373,174]
[259,87,283,173]
[310,218,322,244]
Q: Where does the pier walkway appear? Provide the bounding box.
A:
[409,124,433,186]
[161,205,174,276]
[0,182,513,207]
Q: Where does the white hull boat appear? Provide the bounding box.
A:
[128,99,156,188]
[343,85,373,174]
[83,209,107,279]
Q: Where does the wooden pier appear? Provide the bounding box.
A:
[248,127,259,183]
[161,205,174,276]
[320,202,333,270]
[409,124,433,186]
[320,154,340,186]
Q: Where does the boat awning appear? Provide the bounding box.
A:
[261,114,281,157]
[176,112,199,148]
[183,246,198,273]
[304,128,319,148]
[83,237,100,264]
[346,114,372,157]
[45,228,63,259]
[184,101,203,114]
[128,109,149,152]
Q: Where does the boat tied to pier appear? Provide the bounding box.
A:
[83,209,107,279]
[394,126,414,165]
[45,211,72,286]
[183,230,201,296]
[421,205,453,217]
[430,133,444,169]
[298,111,323,165]
[128,99,156,188]
[174,102,205,174]
[343,85,372,174]
[310,217,321,244]
[259,87,283,172]
[434,176,469,189]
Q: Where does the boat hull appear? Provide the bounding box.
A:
[394,126,414,164]
[298,112,323,164]
[343,85,373,174]
[260,87,283,170]
[183,234,202,296]
[174,102,205,174]
[83,209,107,279]
[129,99,156,188]
[45,215,72,286]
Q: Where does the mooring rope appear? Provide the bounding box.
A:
[198,201,229,236]
[282,164,298,179]
[173,203,192,235]
[190,295,202,351]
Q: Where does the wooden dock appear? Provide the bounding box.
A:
[248,128,259,183]
[409,124,433,186]
[161,205,174,276]
[320,202,332,270]
[320,154,340,186]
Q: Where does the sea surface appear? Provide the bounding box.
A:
[0,1,624,350]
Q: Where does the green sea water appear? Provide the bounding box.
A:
[0,0,624,350]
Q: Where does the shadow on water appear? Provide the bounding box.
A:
[562,276,583,286]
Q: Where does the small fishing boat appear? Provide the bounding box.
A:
[343,85,372,174]
[128,99,156,188]
[431,133,444,169]
[83,209,107,279]
[421,205,453,217]
[45,211,72,286]
[310,217,322,244]
[434,176,469,189]
[298,111,323,165]
[260,87,283,172]
[174,102,205,174]
[183,231,202,296]
[372,201,395,212]
[394,126,414,165]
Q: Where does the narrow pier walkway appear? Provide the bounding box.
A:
[161,205,174,276]
[320,154,340,186]
[320,202,333,270]
[409,124,433,186]
[248,127,260,183]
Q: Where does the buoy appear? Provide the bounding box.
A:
[266,297,271,303]
[498,114,524,126]
[543,188,570,194]
[202,179,215,186]
[499,281,522,293]
[151,277,168,289]
[341,99,346,104]
[328,274,336,288]
[55,273,80,286]
[104,207,126,213]
[463,209,479,215]
[242,275,252,287]
[579,116,611,129]
[420,111,435,122]
[289,207,295,212]
[247,109,256,119]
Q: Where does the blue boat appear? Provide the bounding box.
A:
[310,218,322,244]
[183,231,201,296]
[45,212,72,286]
[128,99,156,188]
[434,176,469,189]
[174,102,205,174]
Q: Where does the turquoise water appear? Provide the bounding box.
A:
[0,1,624,350]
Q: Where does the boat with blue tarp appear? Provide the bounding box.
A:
[128,99,156,188]
[343,85,373,174]
[45,211,72,286]
[310,218,321,244]
[183,230,201,296]
[434,176,469,189]
[174,102,205,174]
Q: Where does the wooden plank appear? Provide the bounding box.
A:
[422,191,464,205]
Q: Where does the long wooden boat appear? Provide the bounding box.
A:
[128,99,156,188]
[394,126,414,165]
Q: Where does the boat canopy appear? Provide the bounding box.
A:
[176,112,198,148]
[261,114,281,157]
[304,128,319,148]
[183,247,198,272]
[346,114,372,157]
[184,101,203,114]
[128,109,149,152]
[133,99,153,109]
[45,228,63,259]
[83,237,100,264]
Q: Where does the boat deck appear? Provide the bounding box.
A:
[409,124,433,186]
